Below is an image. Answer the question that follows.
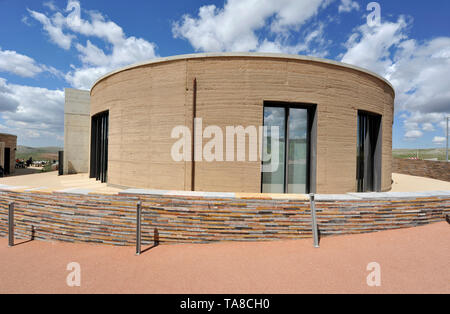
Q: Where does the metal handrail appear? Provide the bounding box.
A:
[8,202,14,247]
[136,201,142,255]
[310,194,320,248]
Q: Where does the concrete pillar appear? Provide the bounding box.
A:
[64,88,91,175]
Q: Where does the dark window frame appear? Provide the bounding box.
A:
[90,110,109,183]
[4,147,10,175]
[261,101,317,194]
[357,110,382,192]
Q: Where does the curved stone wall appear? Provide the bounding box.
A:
[393,158,450,182]
[91,53,395,194]
[1,190,447,246]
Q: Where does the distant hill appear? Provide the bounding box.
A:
[14,146,448,162]
[16,146,62,161]
[393,148,447,161]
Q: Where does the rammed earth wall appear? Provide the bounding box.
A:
[0,191,448,246]
[90,54,395,194]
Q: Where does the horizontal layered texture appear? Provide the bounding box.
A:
[0,190,448,246]
[393,158,450,182]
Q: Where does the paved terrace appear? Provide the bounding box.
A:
[1,222,448,294]
[0,171,449,197]
[1,171,449,293]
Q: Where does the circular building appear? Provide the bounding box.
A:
[90,53,395,194]
[0,133,17,175]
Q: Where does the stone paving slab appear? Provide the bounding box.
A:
[0,185,29,191]
[418,190,450,196]
[24,187,49,192]
[56,188,93,195]
[348,191,450,199]
[121,189,237,199]
[119,188,450,201]
[315,194,362,201]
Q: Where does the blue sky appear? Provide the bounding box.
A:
[0,0,449,148]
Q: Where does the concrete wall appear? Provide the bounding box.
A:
[393,158,450,182]
[0,134,17,174]
[91,53,395,194]
[0,190,448,246]
[64,88,90,175]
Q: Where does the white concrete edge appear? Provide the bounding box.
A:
[90,52,395,95]
[0,186,29,191]
[120,189,236,199]
[24,187,49,192]
[118,188,450,200]
[55,188,92,195]
[1,183,448,200]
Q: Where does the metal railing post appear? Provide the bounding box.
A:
[310,194,320,248]
[8,202,14,247]
[136,201,142,256]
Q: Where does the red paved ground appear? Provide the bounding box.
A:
[0,222,449,294]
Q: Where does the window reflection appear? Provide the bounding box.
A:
[262,106,309,194]
[262,107,286,194]
[288,109,308,194]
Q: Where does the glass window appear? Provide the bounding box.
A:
[262,107,286,194]
[287,108,308,194]
[262,105,309,194]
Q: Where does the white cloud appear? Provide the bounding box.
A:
[422,123,435,132]
[65,1,125,45]
[28,8,75,50]
[0,48,44,77]
[0,77,64,145]
[0,48,62,79]
[338,0,360,13]
[17,0,449,147]
[404,130,423,140]
[341,17,450,141]
[402,112,448,138]
[0,78,20,112]
[341,17,408,75]
[65,66,110,91]
[21,15,31,26]
[390,37,450,114]
[43,1,58,11]
[29,0,158,89]
[75,37,157,69]
[172,0,330,54]
[432,136,446,145]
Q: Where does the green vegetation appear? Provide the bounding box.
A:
[16,146,62,162]
[41,163,55,173]
[393,148,447,161]
[15,146,448,163]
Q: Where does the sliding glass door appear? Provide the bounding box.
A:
[262,104,310,194]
